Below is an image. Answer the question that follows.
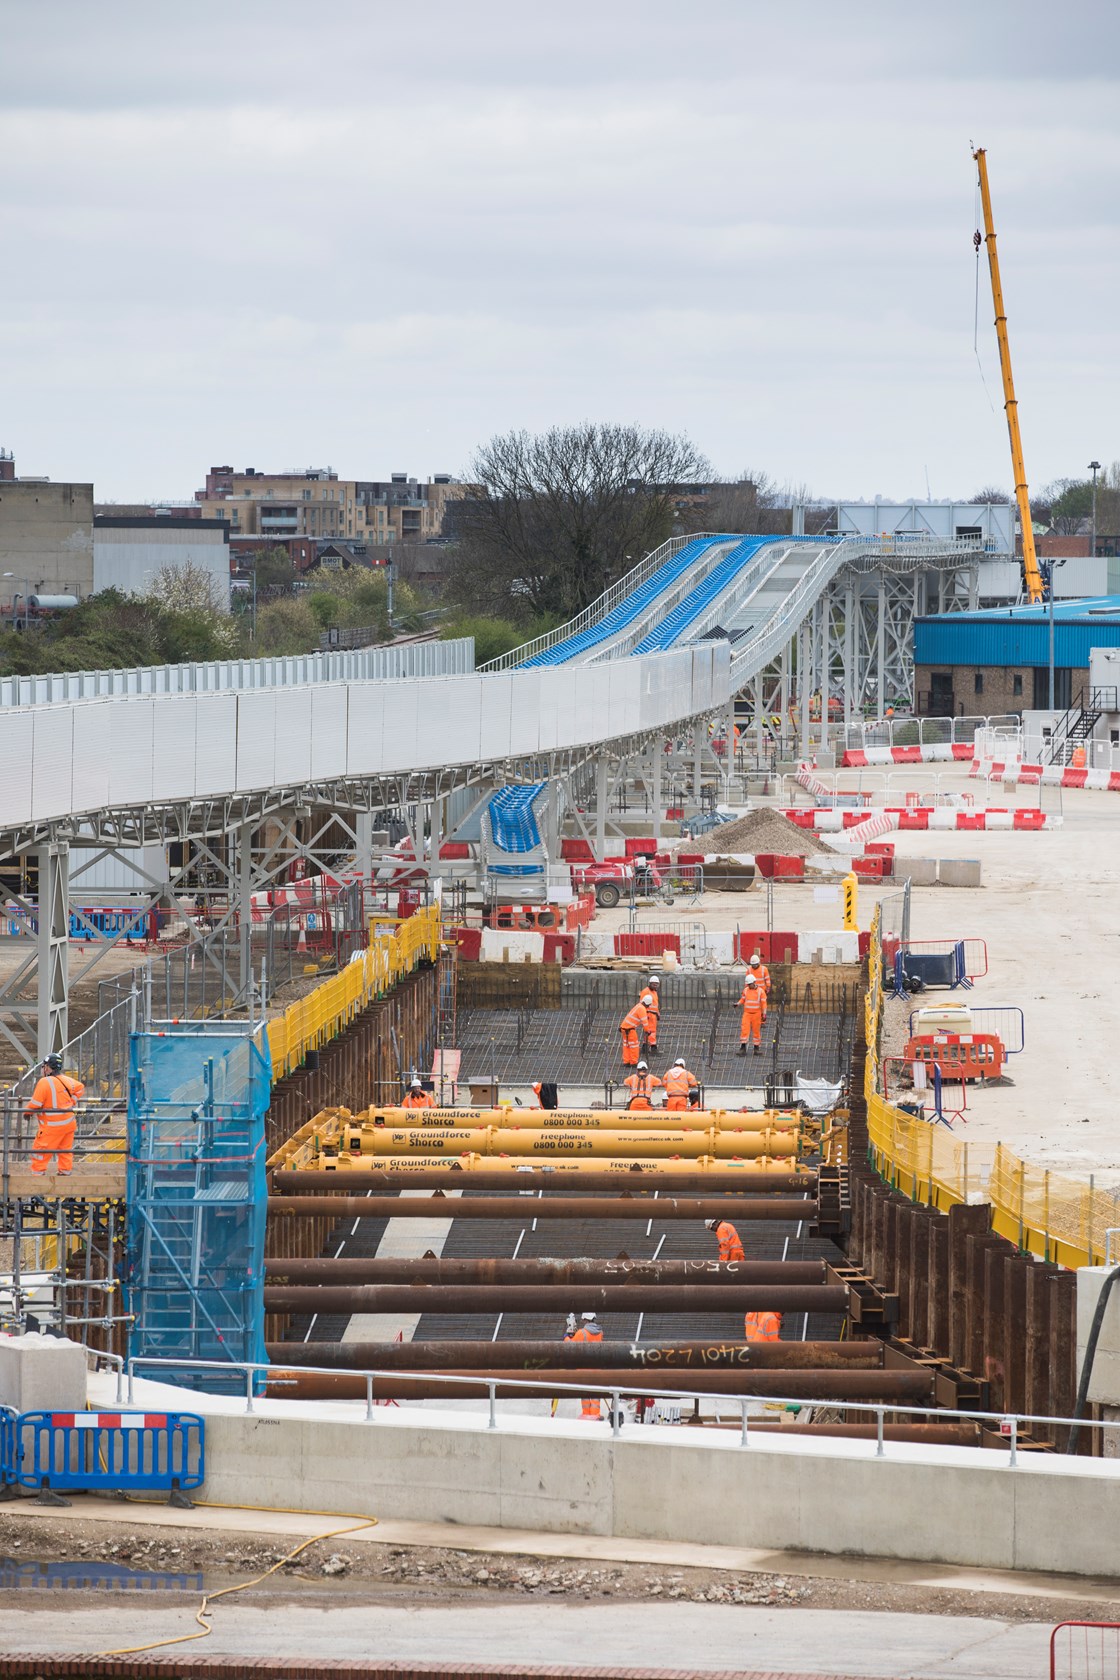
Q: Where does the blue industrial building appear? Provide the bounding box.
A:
[913,597,1120,714]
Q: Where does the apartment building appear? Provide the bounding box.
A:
[195,465,462,545]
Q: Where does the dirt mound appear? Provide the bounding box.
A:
[688,808,831,857]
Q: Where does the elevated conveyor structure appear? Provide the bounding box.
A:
[0,527,986,1057]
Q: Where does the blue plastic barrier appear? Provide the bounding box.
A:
[0,1408,13,1488]
[10,1410,204,1498]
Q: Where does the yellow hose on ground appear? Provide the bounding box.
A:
[98,1501,378,1657]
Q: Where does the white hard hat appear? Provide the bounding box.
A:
[673,1057,686,1067]
[581,1310,596,1320]
[637,1060,648,1071]
[745,975,757,986]
[648,975,660,986]
[750,952,761,965]
[411,1077,423,1088]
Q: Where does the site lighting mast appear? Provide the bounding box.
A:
[1089,460,1102,557]
[973,146,1045,606]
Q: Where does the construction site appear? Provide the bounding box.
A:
[3,154,1120,1680]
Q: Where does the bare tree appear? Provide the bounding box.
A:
[449,423,710,618]
[682,470,790,538]
[971,485,1010,504]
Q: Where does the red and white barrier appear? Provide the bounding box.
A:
[780,807,1062,831]
[50,1413,167,1429]
[842,744,974,767]
[972,758,1120,792]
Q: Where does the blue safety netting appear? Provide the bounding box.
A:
[126,1024,270,1393]
[518,537,726,666]
[488,784,546,851]
[631,537,770,652]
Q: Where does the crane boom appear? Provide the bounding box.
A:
[973,147,1044,604]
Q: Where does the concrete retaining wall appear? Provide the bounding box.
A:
[200,1408,1120,1578]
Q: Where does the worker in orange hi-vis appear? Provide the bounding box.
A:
[619,997,650,1066]
[663,1057,699,1111]
[26,1053,85,1176]
[747,951,771,997]
[571,1311,605,1419]
[744,1310,782,1343]
[706,1217,746,1262]
[737,973,767,1056]
[622,1061,663,1110]
[637,976,661,1054]
[401,1078,436,1110]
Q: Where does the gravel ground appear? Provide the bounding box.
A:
[4,1513,1118,1625]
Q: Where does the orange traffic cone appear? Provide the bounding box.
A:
[296,920,308,955]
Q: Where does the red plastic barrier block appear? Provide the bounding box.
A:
[897,810,930,830]
[842,811,869,829]
[678,852,704,867]
[852,856,885,879]
[842,750,869,767]
[1061,768,1088,788]
[396,889,421,919]
[753,853,776,878]
[543,932,576,964]
[453,927,482,961]
[735,932,769,963]
[866,842,895,857]
[771,855,805,879]
[783,810,817,829]
[1013,809,1046,830]
[1110,773,1120,793]
[951,743,974,760]
[616,932,681,958]
[858,930,872,959]
[768,931,799,964]
[561,838,595,863]
[438,842,470,859]
[624,838,658,858]
[956,813,987,830]
[892,746,923,763]
[666,806,684,820]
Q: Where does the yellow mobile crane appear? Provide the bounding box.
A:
[973,146,1045,604]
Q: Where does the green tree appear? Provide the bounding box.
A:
[1047,479,1093,535]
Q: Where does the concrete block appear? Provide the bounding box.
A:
[0,1333,86,1412]
[938,858,983,888]
[1077,1268,1120,1407]
[899,858,937,886]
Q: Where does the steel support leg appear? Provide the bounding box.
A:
[799,619,812,759]
[877,580,886,717]
[36,841,69,1059]
[651,743,662,842]
[595,754,608,862]
[818,596,828,754]
[237,822,253,1003]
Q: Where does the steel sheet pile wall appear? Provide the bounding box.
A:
[845,965,1077,1435]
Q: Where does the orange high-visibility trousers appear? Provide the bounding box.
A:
[739,1008,763,1045]
[620,1027,640,1065]
[30,1117,76,1175]
[666,1095,687,1111]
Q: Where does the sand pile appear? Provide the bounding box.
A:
[686,808,831,857]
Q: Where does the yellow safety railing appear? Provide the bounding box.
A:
[865,908,1105,1268]
[265,904,441,1081]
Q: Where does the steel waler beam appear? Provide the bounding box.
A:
[262,1284,849,1316]
[267,1196,818,1222]
[269,1169,813,1195]
[264,1339,880,1372]
[262,1259,827,1287]
[264,1369,933,1403]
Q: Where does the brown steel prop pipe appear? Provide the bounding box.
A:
[262,1284,849,1315]
[267,1195,818,1222]
[264,1369,933,1403]
[263,1258,827,1287]
[715,1422,981,1445]
[264,1339,880,1371]
[269,1169,813,1195]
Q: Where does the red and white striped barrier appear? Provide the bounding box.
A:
[842,744,974,767]
[50,1413,168,1429]
[971,759,1120,792]
[780,807,1062,831]
[796,764,833,798]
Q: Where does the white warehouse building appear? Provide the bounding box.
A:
[93,517,231,610]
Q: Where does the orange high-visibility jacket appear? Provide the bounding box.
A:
[571,1323,604,1343]
[663,1066,697,1099]
[747,962,771,995]
[744,1311,782,1342]
[401,1089,436,1109]
[620,1001,650,1034]
[639,988,661,1022]
[738,985,767,1020]
[25,1072,85,1118]
[714,1220,745,1262]
[623,1071,663,1107]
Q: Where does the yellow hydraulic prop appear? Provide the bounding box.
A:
[318,1151,810,1175]
[335,1125,802,1160]
[351,1106,800,1133]
[973,146,1044,605]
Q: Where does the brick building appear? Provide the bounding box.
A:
[913,598,1120,715]
[195,465,462,546]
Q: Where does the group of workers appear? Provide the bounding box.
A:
[617,953,774,1093]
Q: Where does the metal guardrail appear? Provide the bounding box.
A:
[124,1354,1118,1464]
[0,638,475,709]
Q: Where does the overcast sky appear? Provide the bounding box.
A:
[2,0,1118,503]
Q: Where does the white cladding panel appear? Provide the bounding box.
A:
[345,685,384,778]
[606,663,640,738]
[434,676,482,764]
[506,671,541,756]
[478,676,513,761]
[836,501,1014,552]
[370,686,418,775]
[30,707,74,821]
[70,844,166,895]
[110,697,155,807]
[235,692,277,791]
[71,703,111,814]
[272,688,313,785]
[194,696,238,797]
[0,711,34,825]
[533,670,562,752]
[93,532,231,611]
[152,696,198,801]
[310,684,348,778]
